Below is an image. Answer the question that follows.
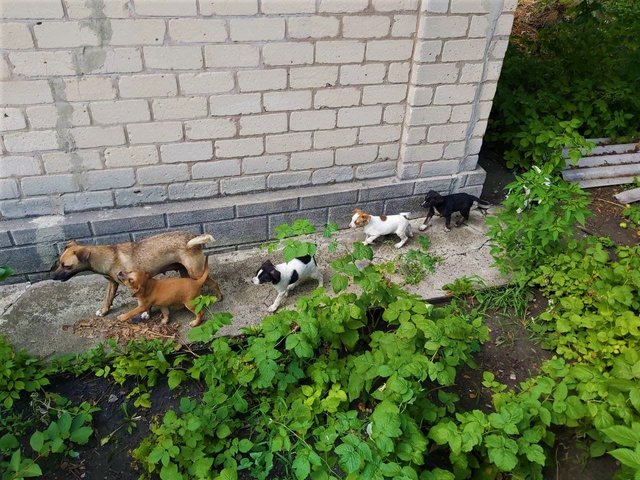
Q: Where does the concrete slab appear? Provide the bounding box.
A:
[0,213,507,358]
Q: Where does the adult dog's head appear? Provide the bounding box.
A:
[253,260,281,285]
[421,191,444,209]
[349,208,371,229]
[51,240,91,282]
[117,270,150,297]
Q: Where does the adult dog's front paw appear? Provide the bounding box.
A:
[419,224,428,231]
[444,227,451,232]
[117,314,127,321]
[267,304,278,313]
[95,308,107,317]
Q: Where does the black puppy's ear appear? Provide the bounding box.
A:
[76,248,91,263]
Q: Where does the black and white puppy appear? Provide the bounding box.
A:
[420,190,490,232]
[252,255,323,312]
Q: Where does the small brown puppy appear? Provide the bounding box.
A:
[52,231,222,317]
[117,258,210,327]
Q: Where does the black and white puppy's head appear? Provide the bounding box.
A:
[252,260,281,285]
[421,190,444,209]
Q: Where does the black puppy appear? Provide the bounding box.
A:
[420,190,490,232]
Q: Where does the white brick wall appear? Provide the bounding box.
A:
[0,0,512,217]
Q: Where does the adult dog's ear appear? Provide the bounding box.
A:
[64,240,78,250]
[76,248,91,263]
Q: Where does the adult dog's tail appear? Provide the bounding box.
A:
[187,234,215,248]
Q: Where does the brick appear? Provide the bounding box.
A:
[236,197,298,217]
[119,74,177,98]
[450,104,472,123]
[344,16,390,38]
[266,132,311,153]
[373,0,418,10]
[450,0,489,13]
[433,84,477,105]
[240,113,288,135]
[290,150,333,170]
[179,72,234,95]
[135,0,197,15]
[238,69,287,92]
[414,40,442,62]
[169,18,226,43]
[479,82,498,101]
[230,18,284,41]
[0,23,34,49]
[160,141,213,163]
[0,156,41,177]
[128,121,183,144]
[204,44,260,68]
[419,16,469,39]
[362,84,407,104]
[366,39,413,61]
[0,179,19,199]
[288,16,339,39]
[312,166,353,185]
[442,39,486,61]
[316,41,364,64]
[384,104,406,123]
[262,0,315,13]
[1,0,63,18]
[319,0,368,13]
[314,88,360,108]
[153,97,207,120]
[137,164,189,184]
[391,14,418,37]
[424,0,448,12]
[4,130,58,153]
[166,205,234,227]
[388,62,410,83]
[1,80,53,105]
[204,216,268,247]
[290,110,336,131]
[85,168,135,190]
[300,189,357,209]
[359,183,413,202]
[336,145,378,165]
[356,160,396,179]
[490,39,509,60]
[267,171,311,189]
[210,93,261,116]
[443,141,465,159]
[411,64,459,85]
[359,125,401,143]
[337,106,382,127]
[26,104,90,129]
[314,128,357,148]
[10,51,75,76]
[115,186,167,207]
[408,87,433,106]
[11,222,90,246]
[21,174,78,195]
[496,14,515,36]
[378,143,400,160]
[110,19,166,45]
[62,77,116,101]
[459,63,483,83]
[105,145,158,168]
[0,56,12,79]
[34,21,99,48]
[405,127,426,144]
[243,155,288,174]
[407,105,451,125]
[200,0,258,15]
[290,66,338,89]
[268,208,327,237]
[168,180,219,200]
[79,47,143,75]
[428,123,467,142]
[216,137,264,158]
[91,213,165,236]
[0,108,26,131]
[472,119,488,138]
[220,175,266,195]
[144,46,203,70]
[2,244,57,276]
[264,90,312,112]
[0,197,54,217]
[185,118,236,140]
[419,160,460,177]
[263,43,314,66]
[403,144,443,162]
[340,64,386,85]
[70,126,125,148]
[192,159,241,179]
[65,0,129,18]
[42,150,102,173]
[91,99,150,124]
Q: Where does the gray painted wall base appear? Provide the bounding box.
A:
[0,168,485,282]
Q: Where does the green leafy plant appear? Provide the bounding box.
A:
[0,266,12,282]
[396,236,443,285]
[0,338,49,409]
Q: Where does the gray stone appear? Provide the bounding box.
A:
[236,198,298,218]
[91,214,166,236]
[167,206,235,227]
[2,244,57,275]
[464,168,486,187]
[131,225,203,241]
[396,162,420,180]
[0,232,12,248]
[268,208,328,239]
[355,161,396,179]
[358,183,414,202]
[328,201,384,229]
[299,190,358,210]
[11,222,91,246]
[384,195,424,216]
[419,160,460,177]
[413,176,454,194]
[168,181,219,200]
[59,233,133,252]
[459,154,479,172]
[311,166,353,185]
[115,186,167,207]
[85,168,135,190]
[220,175,266,195]
[453,185,483,197]
[203,217,268,247]
[62,191,114,213]
[0,198,55,219]
[267,171,312,189]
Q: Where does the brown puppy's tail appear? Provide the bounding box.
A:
[187,234,214,248]
[196,257,210,287]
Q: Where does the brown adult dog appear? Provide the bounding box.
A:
[117,258,210,327]
[51,231,222,317]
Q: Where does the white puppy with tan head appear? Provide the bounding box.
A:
[349,208,413,248]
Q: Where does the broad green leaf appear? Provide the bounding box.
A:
[603,426,640,448]
[609,448,640,470]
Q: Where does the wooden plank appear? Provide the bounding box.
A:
[614,187,640,204]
